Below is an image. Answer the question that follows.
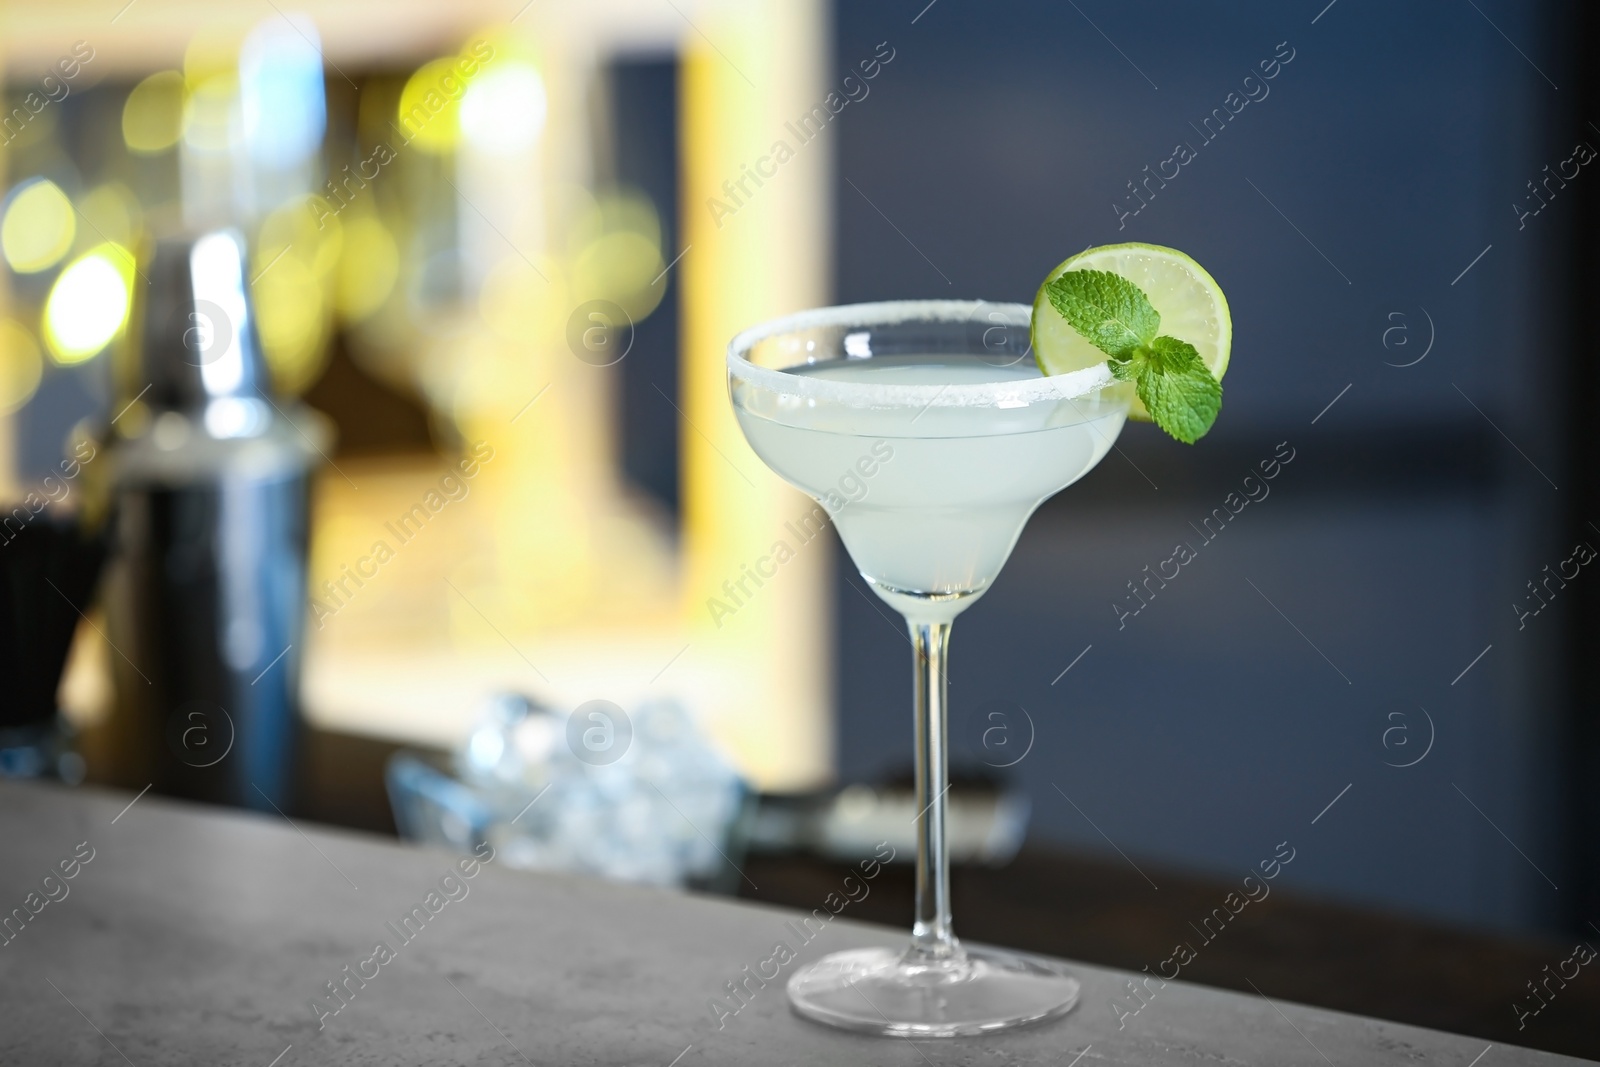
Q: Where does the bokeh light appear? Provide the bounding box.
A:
[254,252,328,395]
[568,187,661,259]
[572,231,665,321]
[182,26,244,158]
[43,244,134,365]
[0,320,44,415]
[122,71,188,154]
[566,189,667,320]
[240,14,327,167]
[184,73,240,155]
[258,193,343,279]
[336,215,400,322]
[2,179,77,274]
[252,197,341,395]
[78,183,142,248]
[184,27,239,85]
[460,62,547,156]
[397,57,470,155]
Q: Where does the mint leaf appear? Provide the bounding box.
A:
[1042,267,1222,443]
[1108,357,1139,382]
[1134,335,1221,444]
[1043,269,1160,359]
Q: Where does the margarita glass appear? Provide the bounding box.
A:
[728,300,1132,1036]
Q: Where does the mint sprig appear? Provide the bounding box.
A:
[1042,269,1222,444]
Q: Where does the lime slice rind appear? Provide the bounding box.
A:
[1031,242,1230,422]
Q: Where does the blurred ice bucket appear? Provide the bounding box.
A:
[101,230,329,811]
[388,694,750,889]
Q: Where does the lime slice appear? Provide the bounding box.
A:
[1032,242,1230,421]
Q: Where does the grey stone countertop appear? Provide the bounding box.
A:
[0,779,1588,1066]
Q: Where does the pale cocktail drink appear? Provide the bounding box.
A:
[728,247,1230,1038]
[728,302,1131,1036]
[734,352,1127,621]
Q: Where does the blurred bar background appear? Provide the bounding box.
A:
[2,0,835,795]
[1,0,1597,1051]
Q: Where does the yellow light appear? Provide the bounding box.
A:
[43,244,133,365]
[249,195,342,392]
[0,320,44,414]
[336,216,400,322]
[185,74,239,155]
[183,28,239,85]
[564,188,666,320]
[568,188,661,259]
[397,57,471,155]
[572,231,666,321]
[122,71,187,154]
[79,183,142,248]
[253,253,328,394]
[2,179,76,274]
[460,62,546,155]
[258,194,342,279]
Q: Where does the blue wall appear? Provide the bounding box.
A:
[831,0,1574,936]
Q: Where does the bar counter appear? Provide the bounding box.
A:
[0,780,1587,1065]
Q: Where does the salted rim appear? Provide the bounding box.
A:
[727,300,1116,409]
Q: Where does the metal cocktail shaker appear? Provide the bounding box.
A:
[102,230,328,811]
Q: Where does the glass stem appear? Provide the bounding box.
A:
[907,618,960,961]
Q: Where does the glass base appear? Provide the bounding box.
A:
[786,946,1080,1037]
